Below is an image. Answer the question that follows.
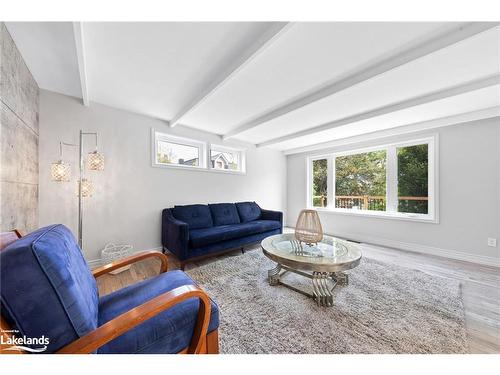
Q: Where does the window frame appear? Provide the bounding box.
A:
[307,135,438,223]
[152,130,207,170]
[151,129,247,175]
[209,143,246,174]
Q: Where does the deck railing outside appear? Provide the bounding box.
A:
[313,195,428,210]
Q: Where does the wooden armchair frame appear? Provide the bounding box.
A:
[0,230,219,354]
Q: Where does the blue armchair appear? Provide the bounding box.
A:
[162,202,283,269]
[0,225,219,354]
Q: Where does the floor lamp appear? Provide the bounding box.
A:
[51,130,104,248]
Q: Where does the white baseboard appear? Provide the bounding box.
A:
[86,246,163,269]
[285,224,500,268]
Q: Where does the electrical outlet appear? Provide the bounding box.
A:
[487,238,497,247]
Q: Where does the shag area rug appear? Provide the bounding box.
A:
[187,249,468,354]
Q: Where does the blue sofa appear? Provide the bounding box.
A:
[0,224,219,354]
[162,201,283,269]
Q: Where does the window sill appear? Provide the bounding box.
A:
[313,207,438,223]
[152,162,246,175]
[208,168,246,175]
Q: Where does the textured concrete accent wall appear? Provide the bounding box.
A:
[0,23,39,232]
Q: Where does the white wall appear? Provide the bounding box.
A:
[39,90,287,262]
[287,118,500,266]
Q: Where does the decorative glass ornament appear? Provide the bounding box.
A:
[295,209,323,245]
[51,160,71,182]
[88,150,104,170]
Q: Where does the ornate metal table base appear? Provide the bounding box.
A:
[267,263,350,307]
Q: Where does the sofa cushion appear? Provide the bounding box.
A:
[0,224,98,353]
[239,220,281,235]
[236,201,262,222]
[209,203,240,226]
[189,225,246,248]
[189,220,281,248]
[97,270,219,354]
[173,204,213,229]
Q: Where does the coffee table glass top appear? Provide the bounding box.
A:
[261,233,362,271]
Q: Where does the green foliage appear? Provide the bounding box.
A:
[397,144,428,214]
[311,146,428,214]
[157,152,173,164]
[312,159,328,207]
[157,148,176,164]
[335,151,386,196]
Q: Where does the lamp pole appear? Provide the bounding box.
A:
[51,130,103,249]
[78,130,84,248]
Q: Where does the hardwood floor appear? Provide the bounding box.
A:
[95,238,500,354]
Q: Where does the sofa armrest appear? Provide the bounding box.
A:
[260,209,283,226]
[57,284,211,354]
[162,209,189,260]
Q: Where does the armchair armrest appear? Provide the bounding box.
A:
[57,284,211,354]
[93,250,168,278]
[162,209,189,260]
[260,209,283,225]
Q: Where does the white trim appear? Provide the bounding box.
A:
[225,23,498,141]
[284,227,500,268]
[257,74,500,147]
[151,128,248,175]
[315,207,438,223]
[283,107,500,155]
[171,22,294,128]
[73,22,89,106]
[152,129,207,169]
[386,146,398,213]
[307,136,437,223]
[344,233,500,268]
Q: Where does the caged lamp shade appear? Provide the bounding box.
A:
[295,209,323,245]
[77,178,94,198]
[51,160,71,182]
[88,150,104,170]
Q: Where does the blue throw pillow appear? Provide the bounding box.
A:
[173,204,213,229]
[235,201,262,222]
[209,203,241,226]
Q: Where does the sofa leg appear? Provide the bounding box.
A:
[241,247,245,254]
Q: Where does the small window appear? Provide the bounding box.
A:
[312,158,328,207]
[397,144,428,214]
[335,150,386,211]
[153,131,206,169]
[209,144,245,173]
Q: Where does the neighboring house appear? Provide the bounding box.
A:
[210,153,230,169]
[178,157,199,166]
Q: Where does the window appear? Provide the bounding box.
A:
[397,144,428,214]
[151,130,246,174]
[209,144,245,173]
[308,136,436,222]
[312,159,328,207]
[153,131,207,169]
[335,150,386,211]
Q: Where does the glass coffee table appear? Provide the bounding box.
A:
[261,233,362,307]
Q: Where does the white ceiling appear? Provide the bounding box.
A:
[5,22,499,152]
[6,22,82,98]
